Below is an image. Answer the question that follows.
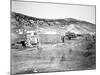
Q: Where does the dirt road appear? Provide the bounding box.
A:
[11,40,96,74]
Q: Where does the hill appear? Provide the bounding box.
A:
[11,12,96,34]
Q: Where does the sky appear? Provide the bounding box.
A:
[11,1,96,24]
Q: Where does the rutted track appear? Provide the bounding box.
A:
[11,40,96,74]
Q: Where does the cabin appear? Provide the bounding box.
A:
[25,30,39,47]
[61,32,77,43]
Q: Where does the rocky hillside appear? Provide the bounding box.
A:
[11,12,96,34]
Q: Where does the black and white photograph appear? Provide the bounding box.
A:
[11,0,96,75]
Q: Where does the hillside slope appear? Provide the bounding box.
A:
[11,12,96,34]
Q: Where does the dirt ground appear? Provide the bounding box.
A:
[11,40,96,74]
